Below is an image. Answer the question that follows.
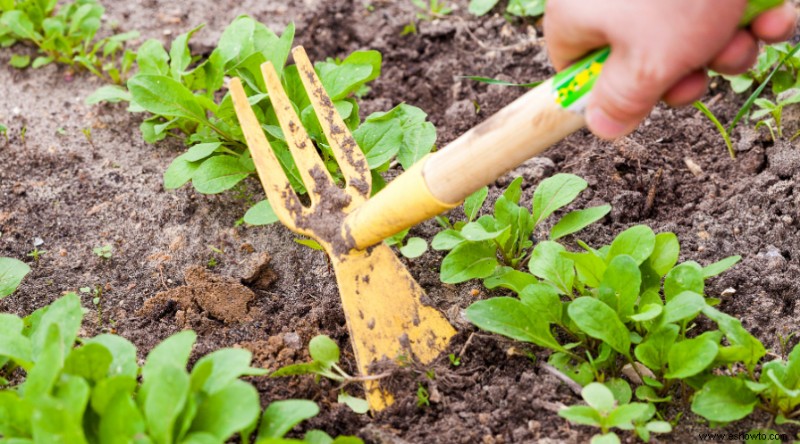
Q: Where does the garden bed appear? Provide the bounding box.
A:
[2,0,800,442]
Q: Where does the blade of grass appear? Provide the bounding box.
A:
[694,101,735,159]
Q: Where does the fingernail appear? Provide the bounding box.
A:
[586,107,627,140]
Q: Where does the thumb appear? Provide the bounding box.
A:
[585,51,666,140]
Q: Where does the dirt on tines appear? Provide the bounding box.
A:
[2,0,800,443]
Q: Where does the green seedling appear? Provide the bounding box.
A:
[19,125,26,143]
[0,123,7,143]
[0,294,363,443]
[416,382,430,407]
[468,0,545,17]
[411,0,453,20]
[559,383,671,443]
[80,283,104,324]
[92,244,113,260]
[82,127,93,144]
[207,257,219,268]
[0,0,138,82]
[433,173,610,284]
[26,247,46,261]
[0,256,30,298]
[696,42,800,158]
[385,228,428,259]
[87,16,437,224]
[448,353,461,367]
[718,42,800,95]
[751,88,800,140]
[272,335,376,414]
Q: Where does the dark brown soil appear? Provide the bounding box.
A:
[2,1,800,443]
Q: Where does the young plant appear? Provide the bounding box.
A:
[433,174,610,285]
[385,228,428,259]
[0,256,30,298]
[559,382,671,444]
[0,123,7,143]
[750,88,800,140]
[717,42,800,95]
[0,294,363,443]
[26,247,46,261]
[468,0,546,17]
[0,0,138,83]
[89,16,437,224]
[411,0,453,20]
[272,335,373,414]
[92,243,112,260]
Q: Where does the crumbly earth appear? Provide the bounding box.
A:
[2,0,800,443]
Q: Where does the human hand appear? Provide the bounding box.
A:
[544,0,797,139]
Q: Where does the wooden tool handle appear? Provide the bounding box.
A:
[423,78,585,204]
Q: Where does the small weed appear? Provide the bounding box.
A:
[0,123,7,143]
[206,257,218,268]
[448,353,461,367]
[401,22,418,36]
[411,0,452,20]
[82,127,93,144]
[416,382,430,407]
[80,284,104,324]
[19,126,26,144]
[26,247,47,262]
[468,0,545,17]
[92,244,113,260]
[56,127,67,136]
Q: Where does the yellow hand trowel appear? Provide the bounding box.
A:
[231,0,780,411]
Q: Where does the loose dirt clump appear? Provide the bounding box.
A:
[139,265,264,327]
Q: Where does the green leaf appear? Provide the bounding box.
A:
[316,59,374,100]
[465,297,563,351]
[461,217,509,242]
[482,267,538,293]
[665,337,718,379]
[140,365,190,444]
[629,304,662,322]
[558,405,602,427]
[30,293,82,360]
[648,232,679,277]
[24,324,64,399]
[86,85,131,105]
[399,237,427,258]
[9,54,30,68]
[142,330,196,380]
[561,251,606,288]
[568,297,630,356]
[63,343,113,383]
[468,0,500,16]
[582,382,616,413]
[309,335,340,368]
[257,399,319,439]
[604,378,632,405]
[507,0,546,16]
[531,174,588,226]
[128,75,208,122]
[191,379,260,441]
[192,156,251,194]
[519,283,562,325]
[635,325,678,371]
[663,262,704,301]
[702,255,741,278]
[599,255,641,319]
[0,257,30,298]
[464,186,489,222]
[136,39,170,76]
[90,375,137,414]
[164,153,201,190]
[191,348,267,395]
[354,104,435,169]
[170,25,203,80]
[529,241,574,294]
[31,55,53,68]
[701,305,766,369]
[244,200,279,226]
[606,403,653,429]
[550,205,610,240]
[590,433,621,444]
[691,377,758,422]
[338,393,369,414]
[0,313,32,367]
[440,241,498,284]
[503,177,524,203]
[606,225,656,265]
[662,291,705,324]
[99,392,146,443]
[461,75,541,88]
[431,229,465,251]
[1,11,40,40]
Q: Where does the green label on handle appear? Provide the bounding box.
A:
[552,47,609,112]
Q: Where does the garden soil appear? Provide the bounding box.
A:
[2,0,800,442]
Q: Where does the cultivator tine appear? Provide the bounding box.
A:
[230,78,304,232]
[261,61,335,207]
[293,47,371,205]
